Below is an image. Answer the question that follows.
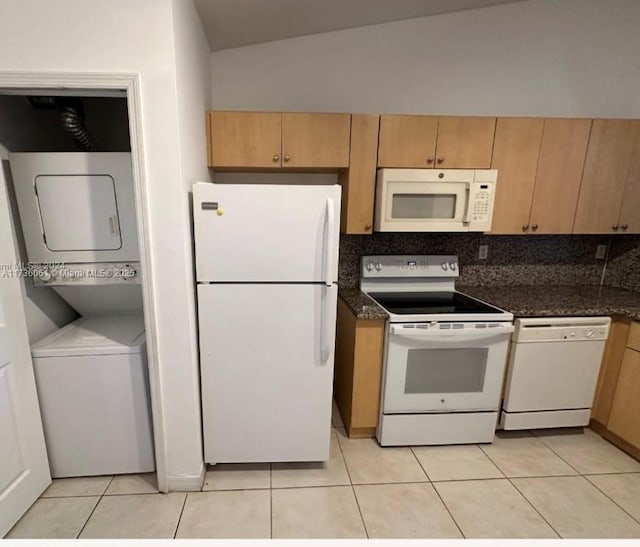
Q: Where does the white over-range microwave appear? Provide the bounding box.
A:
[374,168,498,232]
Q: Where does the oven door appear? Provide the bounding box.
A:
[383,324,514,413]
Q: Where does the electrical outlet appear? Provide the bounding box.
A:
[478,244,489,260]
[595,244,607,260]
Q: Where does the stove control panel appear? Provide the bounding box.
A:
[361,255,459,278]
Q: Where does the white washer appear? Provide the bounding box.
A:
[31,315,155,478]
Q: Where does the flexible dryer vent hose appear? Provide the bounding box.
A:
[59,105,96,152]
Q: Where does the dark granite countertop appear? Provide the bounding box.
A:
[339,288,388,320]
[459,284,640,321]
[340,284,640,321]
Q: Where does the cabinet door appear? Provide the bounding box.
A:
[573,119,640,234]
[281,113,350,168]
[617,124,640,233]
[338,114,379,234]
[208,111,282,168]
[377,115,438,167]
[435,116,496,168]
[608,347,640,449]
[529,118,591,234]
[490,118,544,234]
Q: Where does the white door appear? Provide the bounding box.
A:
[0,167,51,537]
[198,282,337,463]
[383,324,513,413]
[193,183,341,282]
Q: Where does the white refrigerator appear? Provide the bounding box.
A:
[193,183,341,463]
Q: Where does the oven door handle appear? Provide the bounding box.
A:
[390,325,514,342]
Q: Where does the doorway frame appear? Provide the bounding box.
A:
[0,71,169,492]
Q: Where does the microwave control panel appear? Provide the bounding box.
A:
[468,180,496,231]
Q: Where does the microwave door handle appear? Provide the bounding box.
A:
[461,182,471,225]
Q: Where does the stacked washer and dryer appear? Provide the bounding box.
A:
[10,152,155,478]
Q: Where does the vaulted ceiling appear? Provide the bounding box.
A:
[194,0,527,51]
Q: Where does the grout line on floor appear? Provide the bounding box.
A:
[411,447,466,539]
[334,427,369,539]
[75,491,108,539]
[507,477,562,538]
[172,492,189,539]
[583,475,640,526]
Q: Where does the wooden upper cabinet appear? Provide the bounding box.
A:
[528,118,592,234]
[377,115,495,168]
[338,114,380,234]
[436,116,496,168]
[281,113,350,168]
[619,131,640,233]
[208,111,282,168]
[377,115,438,167]
[490,118,544,234]
[573,119,640,234]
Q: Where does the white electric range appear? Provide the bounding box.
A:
[361,255,514,446]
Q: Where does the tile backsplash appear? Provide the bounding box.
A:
[338,233,640,289]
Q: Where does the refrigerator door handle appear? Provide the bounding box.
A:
[320,287,331,364]
[323,197,335,288]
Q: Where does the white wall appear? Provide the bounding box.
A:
[166,0,211,486]
[0,0,206,489]
[210,0,640,117]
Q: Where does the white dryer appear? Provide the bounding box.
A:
[31,315,155,477]
[10,152,139,264]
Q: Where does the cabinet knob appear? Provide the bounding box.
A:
[283,154,291,162]
[612,224,619,231]
[522,224,529,232]
[272,154,280,162]
[427,156,435,164]
[436,156,445,164]
[621,224,629,230]
[531,224,538,231]
[364,224,372,231]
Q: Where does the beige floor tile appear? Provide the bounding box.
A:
[332,399,344,428]
[41,476,112,497]
[587,473,640,522]
[480,432,577,477]
[202,463,270,491]
[7,497,99,539]
[176,490,270,539]
[104,473,157,495]
[79,493,186,538]
[355,483,462,538]
[272,486,366,538]
[513,476,640,538]
[434,479,557,538]
[413,445,504,481]
[535,428,640,475]
[336,429,427,485]
[272,429,350,488]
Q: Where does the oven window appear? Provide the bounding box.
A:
[404,348,488,394]
[391,193,457,219]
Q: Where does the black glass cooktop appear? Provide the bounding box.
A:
[367,291,504,315]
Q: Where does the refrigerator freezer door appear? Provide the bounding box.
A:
[198,282,337,463]
[193,183,341,283]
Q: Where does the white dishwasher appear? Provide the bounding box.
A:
[501,316,610,430]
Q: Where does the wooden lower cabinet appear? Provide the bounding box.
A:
[591,318,640,460]
[333,298,385,438]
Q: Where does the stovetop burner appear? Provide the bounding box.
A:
[367,291,505,315]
